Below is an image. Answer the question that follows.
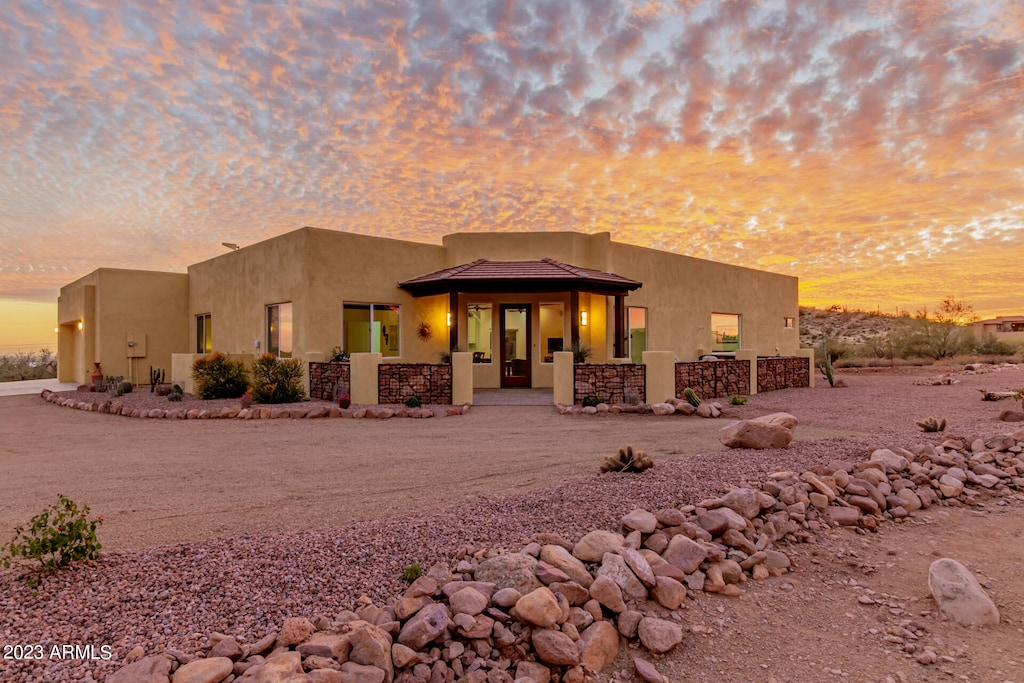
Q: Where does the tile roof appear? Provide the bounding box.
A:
[398,258,642,296]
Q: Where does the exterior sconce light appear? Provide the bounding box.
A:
[446,311,452,327]
[580,310,588,327]
[77,321,83,331]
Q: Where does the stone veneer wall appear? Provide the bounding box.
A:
[574,364,646,405]
[756,356,811,392]
[674,359,751,399]
[378,364,453,405]
[308,362,351,401]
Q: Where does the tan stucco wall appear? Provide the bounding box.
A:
[57,269,189,385]
[601,241,800,359]
[188,228,450,364]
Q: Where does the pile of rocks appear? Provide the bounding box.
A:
[107,427,1024,683]
[557,397,724,418]
[39,390,467,420]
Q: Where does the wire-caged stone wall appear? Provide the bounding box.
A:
[378,364,453,405]
[574,364,646,404]
[308,362,351,401]
[674,359,751,399]
[756,356,811,392]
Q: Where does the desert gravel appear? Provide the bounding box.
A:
[1,363,1021,682]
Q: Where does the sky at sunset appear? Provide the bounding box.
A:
[2,0,1023,352]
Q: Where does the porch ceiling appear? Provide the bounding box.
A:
[398,258,642,297]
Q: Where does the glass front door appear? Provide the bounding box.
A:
[500,304,531,387]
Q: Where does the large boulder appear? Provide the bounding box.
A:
[928,558,1000,627]
[473,553,541,594]
[718,412,797,449]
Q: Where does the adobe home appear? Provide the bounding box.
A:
[57,228,803,394]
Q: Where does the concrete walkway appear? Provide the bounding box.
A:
[472,387,554,406]
[0,378,78,397]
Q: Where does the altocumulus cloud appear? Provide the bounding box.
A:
[0,0,1022,313]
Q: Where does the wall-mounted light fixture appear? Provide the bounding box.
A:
[77,321,83,331]
[446,311,452,327]
[54,327,58,334]
[580,310,588,327]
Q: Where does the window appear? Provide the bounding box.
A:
[266,303,293,358]
[539,303,564,363]
[195,314,212,354]
[711,313,741,352]
[628,307,647,364]
[467,303,493,362]
[784,317,795,329]
[343,303,400,357]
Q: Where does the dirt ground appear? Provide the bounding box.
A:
[2,366,1023,683]
[0,394,851,551]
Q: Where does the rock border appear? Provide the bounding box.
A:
[107,427,1024,683]
[39,389,468,420]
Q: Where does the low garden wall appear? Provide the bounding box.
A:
[675,359,751,398]
[757,356,811,392]
[378,363,452,405]
[308,362,351,402]
[574,364,646,404]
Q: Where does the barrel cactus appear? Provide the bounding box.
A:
[683,387,702,407]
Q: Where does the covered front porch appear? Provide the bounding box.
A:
[398,258,642,389]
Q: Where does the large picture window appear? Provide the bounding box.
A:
[195,313,211,354]
[266,303,293,358]
[711,313,741,353]
[628,307,647,364]
[343,303,400,357]
[467,303,493,363]
[539,303,564,363]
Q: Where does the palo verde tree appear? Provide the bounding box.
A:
[899,296,979,360]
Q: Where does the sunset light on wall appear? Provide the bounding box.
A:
[1,0,1022,351]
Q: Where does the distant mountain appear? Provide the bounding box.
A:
[799,306,901,349]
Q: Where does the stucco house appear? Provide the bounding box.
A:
[970,316,1024,344]
[57,228,801,391]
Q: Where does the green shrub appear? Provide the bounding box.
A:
[581,395,605,407]
[404,395,423,408]
[2,495,103,574]
[167,391,183,402]
[729,395,747,405]
[117,380,133,396]
[192,352,250,400]
[250,353,305,404]
[328,346,350,363]
[570,340,593,364]
[402,561,423,582]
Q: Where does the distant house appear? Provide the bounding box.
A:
[971,316,1024,343]
[57,228,801,388]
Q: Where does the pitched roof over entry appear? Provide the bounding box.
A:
[398,258,642,296]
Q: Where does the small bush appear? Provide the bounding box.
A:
[3,495,103,574]
[581,395,605,408]
[167,391,183,402]
[338,393,351,409]
[729,395,747,405]
[250,354,305,404]
[117,380,133,395]
[402,561,423,582]
[600,445,654,473]
[192,352,250,400]
[328,346,350,363]
[570,340,593,364]
[404,395,423,408]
